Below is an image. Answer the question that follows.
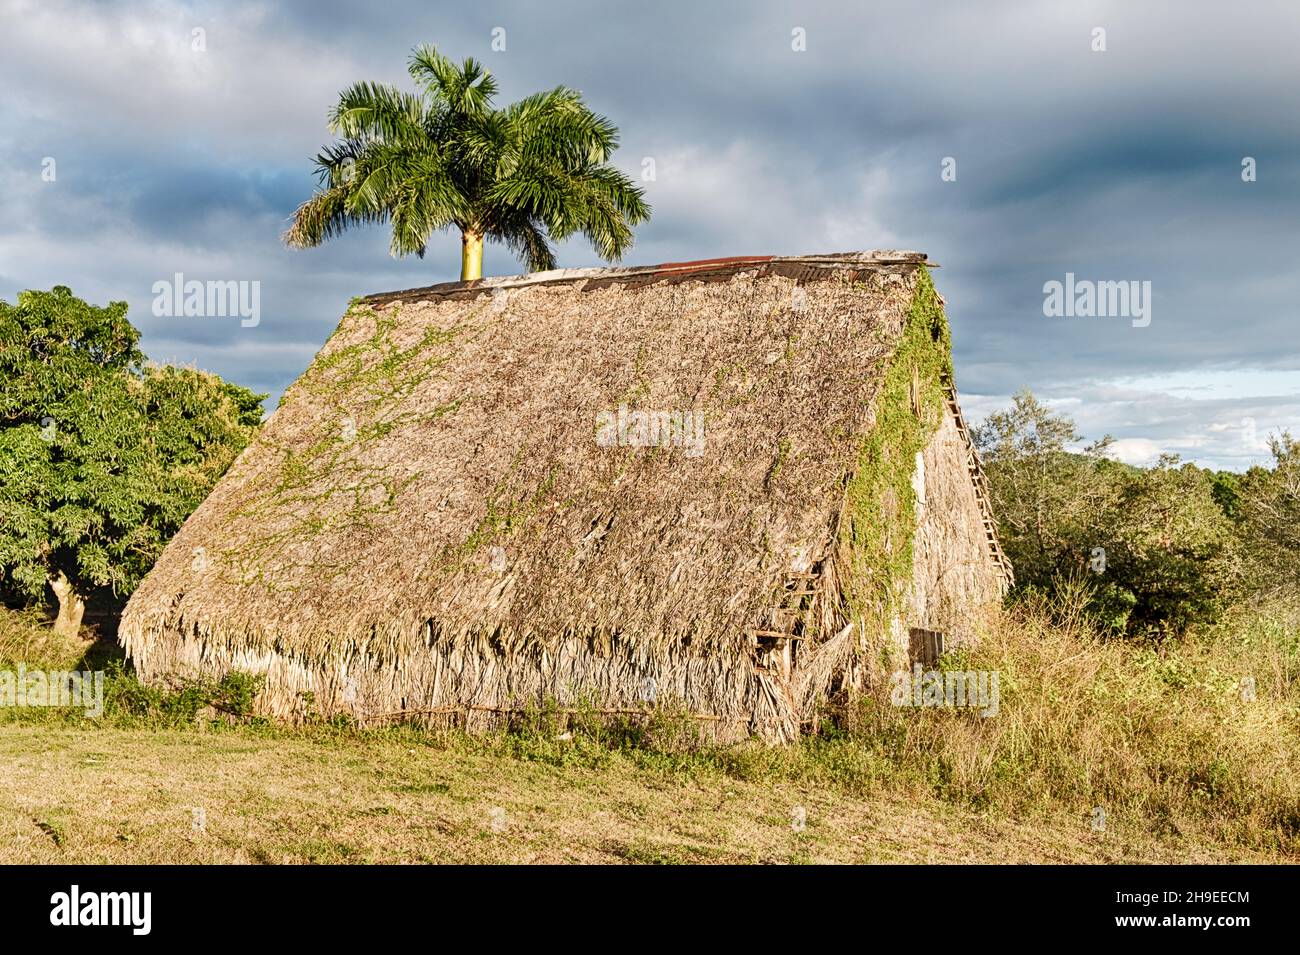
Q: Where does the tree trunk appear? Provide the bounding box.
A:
[49,571,86,639]
[461,229,483,281]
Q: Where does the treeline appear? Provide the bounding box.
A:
[976,391,1298,638]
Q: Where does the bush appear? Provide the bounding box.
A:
[0,609,266,729]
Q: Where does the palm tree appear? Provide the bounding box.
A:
[285,44,651,281]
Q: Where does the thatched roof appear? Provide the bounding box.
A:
[120,251,1009,733]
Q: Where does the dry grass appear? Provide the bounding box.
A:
[0,606,90,670]
[831,590,1300,854]
[0,724,1277,865]
[4,595,1297,863]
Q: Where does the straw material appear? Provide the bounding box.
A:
[120,252,1010,740]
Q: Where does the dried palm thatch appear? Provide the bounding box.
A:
[120,251,1011,741]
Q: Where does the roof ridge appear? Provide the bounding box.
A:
[363,250,930,305]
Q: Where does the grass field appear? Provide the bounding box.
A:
[2,597,1298,865]
[0,724,1283,865]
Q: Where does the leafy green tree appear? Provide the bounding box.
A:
[974,390,1117,586]
[0,287,263,636]
[1207,469,1243,521]
[286,44,651,280]
[1237,432,1300,594]
[976,390,1240,637]
[1103,456,1241,636]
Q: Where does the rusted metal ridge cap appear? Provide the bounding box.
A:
[363,250,931,305]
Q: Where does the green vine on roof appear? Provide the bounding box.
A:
[219,302,465,588]
[443,458,561,576]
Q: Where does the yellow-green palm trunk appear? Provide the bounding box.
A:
[460,230,483,281]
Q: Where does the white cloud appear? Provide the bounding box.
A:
[0,0,375,162]
[969,374,1298,472]
[1106,437,1165,467]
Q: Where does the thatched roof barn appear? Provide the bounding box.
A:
[120,251,1011,741]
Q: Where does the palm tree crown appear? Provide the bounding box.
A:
[285,44,651,280]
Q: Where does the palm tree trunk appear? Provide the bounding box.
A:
[461,229,483,281]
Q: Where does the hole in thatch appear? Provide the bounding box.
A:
[755,634,794,681]
[909,627,944,667]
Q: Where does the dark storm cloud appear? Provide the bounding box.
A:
[1,0,1296,469]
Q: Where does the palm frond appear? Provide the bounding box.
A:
[576,163,651,224]
[328,81,429,145]
[459,111,512,179]
[507,87,619,165]
[409,45,497,117]
[284,185,387,249]
[490,214,557,272]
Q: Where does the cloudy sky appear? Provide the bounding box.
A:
[2,0,1296,470]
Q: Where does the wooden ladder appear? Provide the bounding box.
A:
[946,389,1014,587]
[751,569,820,681]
